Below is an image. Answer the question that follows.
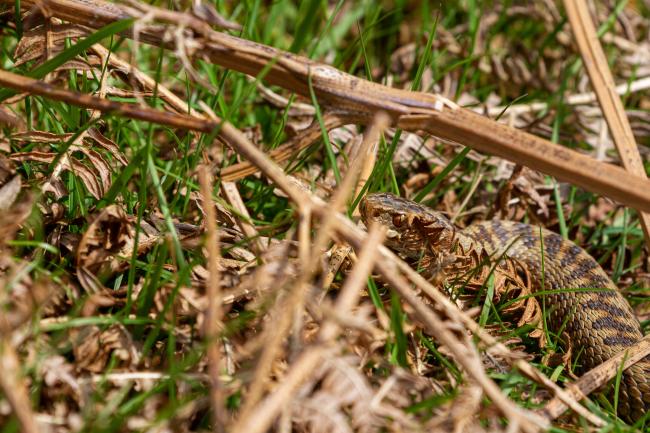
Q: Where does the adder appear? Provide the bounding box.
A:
[360,192,650,424]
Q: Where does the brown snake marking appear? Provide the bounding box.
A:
[360,192,650,423]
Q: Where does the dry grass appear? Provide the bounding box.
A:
[1,1,650,432]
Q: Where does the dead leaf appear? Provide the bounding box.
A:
[71,324,139,373]
[86,128,128,166]
[76,205,134,292]
[0,176,21,210]
[10,150,105,199]
[13,24,91,66]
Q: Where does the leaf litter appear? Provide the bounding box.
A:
[1,2,650,432]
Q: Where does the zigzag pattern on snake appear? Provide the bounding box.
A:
[360,192,649,423]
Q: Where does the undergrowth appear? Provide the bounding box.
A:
[1,1,650,432]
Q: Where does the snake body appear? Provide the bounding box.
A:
[360,192,650,423]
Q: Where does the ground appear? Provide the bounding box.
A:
[0,1,649,432]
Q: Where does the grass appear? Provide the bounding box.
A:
[1,1,650,432]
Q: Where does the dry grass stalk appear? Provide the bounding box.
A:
[0,339,40,433]
[3,4,648,427]
[485,76,650,117]
[320,242,352,292]
[540,333,650,421]
[3,66,650,214]
[563,0,650,248]
[316,111,389,297]
[237,112,388,422]
[233,219,305,419]
[198,165,226,431]
[86,371,210,383]
[7,0,650,212]
[230,224,387,433]
[221,112,349,181]
[91,43,205,118]
[351,112,389,216]
[0,67,610,425]
[221,181,265,254]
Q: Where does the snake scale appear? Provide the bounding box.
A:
[360,192,649,423]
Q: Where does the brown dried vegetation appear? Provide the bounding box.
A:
[1,1,650,433]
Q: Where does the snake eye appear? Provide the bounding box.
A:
[392,214,405,227]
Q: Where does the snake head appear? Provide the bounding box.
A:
[359,193,457,258]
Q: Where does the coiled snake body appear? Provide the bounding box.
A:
[360,192,649,423]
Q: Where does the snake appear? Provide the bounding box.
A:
[359,192,650,423]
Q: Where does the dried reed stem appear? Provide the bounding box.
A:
[198,165,226,431]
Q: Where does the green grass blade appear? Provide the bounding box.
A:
[414,147,470,203]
